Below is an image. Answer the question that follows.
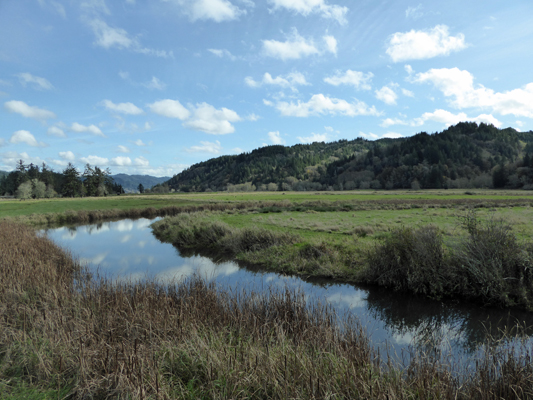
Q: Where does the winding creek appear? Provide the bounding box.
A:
[41,217,533,367]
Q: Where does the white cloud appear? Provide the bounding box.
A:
[112,156,132,166]
[268,0,348,25]
[10,130,47,147]
[47,126,66,137]
[270,94,381,117]
[186,140,222,154]
[246,113,260,121]
[134,156,150,167]
[0,151,44,171]
[70,122,105,137]
[137,163,187,177]
[0,138,5,147]
[383,132,403,139]
[262,29,321,60]
[268,131,285,144]
[80,155,109,165]
[297,132,329,143]
[102,99,143,115]
[164,0,246,22]
[88,19,172,58]
[59,151,76,161]
[147,99,190,119]
[402,88,414,97]
[16,73,53,90]
[386,25,467,62]
[468,114,503,127]
[134,139,146,146]
[245,72,309,91]
[148,99,241,134]
[375,86,398,105]
[380,118,408,128]
[323,35,337,55]
[413,109,502,128]
[208,48,237,61]
[4,100,56,120]
[405,4,423,19]
[143,76,166,90]
[359,132,378,140]
[89,19,133,49]
[117,145,130,153]
[184,103,241,135]
[412,67,533,118]
[324,70,373,90]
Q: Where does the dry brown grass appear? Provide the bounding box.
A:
[1,220,533,399]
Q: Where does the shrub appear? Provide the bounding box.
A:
[364,225,447,297]
[451,211,533,307]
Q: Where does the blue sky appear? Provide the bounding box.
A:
[1,0,533,176]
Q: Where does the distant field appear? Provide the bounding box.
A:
[0,194,199,218]
[1,189,532,220]
[176,189,533,202]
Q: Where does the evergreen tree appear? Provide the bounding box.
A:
[492,164,507,188]
[62,163,81,197]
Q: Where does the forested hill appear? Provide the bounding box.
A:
[164,122,533,192]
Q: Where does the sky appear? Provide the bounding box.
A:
[1,0,533,177]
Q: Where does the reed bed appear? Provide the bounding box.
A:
[1,221,533,399]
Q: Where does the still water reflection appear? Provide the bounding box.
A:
[42,218,533,361]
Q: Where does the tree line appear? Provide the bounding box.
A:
[0,161,125,199]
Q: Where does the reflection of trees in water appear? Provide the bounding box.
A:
[364,287,533,354]
[85,222,107,234]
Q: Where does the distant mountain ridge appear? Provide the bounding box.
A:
[110,174,171,193]
[162,122,533,192]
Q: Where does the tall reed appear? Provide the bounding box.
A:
[1,221,532,399]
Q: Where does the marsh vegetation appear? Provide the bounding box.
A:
[2,221,533,399]
[2,192,533,398]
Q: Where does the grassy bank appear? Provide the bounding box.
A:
[1,221,533,399]
[152,206,533,310]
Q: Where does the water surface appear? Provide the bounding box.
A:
[42,217,533,363]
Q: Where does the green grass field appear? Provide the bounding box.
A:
[0,194,200,218]
[2,189,533,219]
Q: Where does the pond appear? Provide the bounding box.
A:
[41,217,533,365]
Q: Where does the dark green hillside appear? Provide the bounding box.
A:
[333,122,533,190]
[164,123,533,192]
[166,138,392,192]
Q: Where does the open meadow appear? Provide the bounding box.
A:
[2,190,533,398]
